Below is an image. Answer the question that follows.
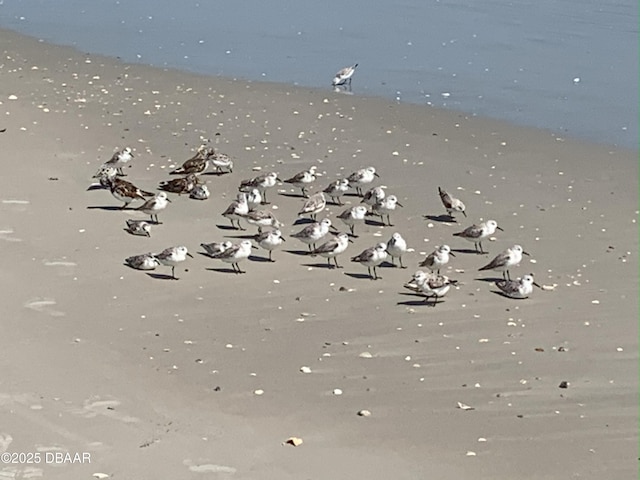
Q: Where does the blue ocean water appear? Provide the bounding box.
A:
[0,0,637,149]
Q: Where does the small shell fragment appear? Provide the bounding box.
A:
[357,409,372,417]
[300,366,312,374]
[457,402,475,411]
[332,388,343,396]
[283,436,303,447]
[358,351,373,358]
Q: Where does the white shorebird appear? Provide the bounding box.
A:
[290,218,335,252]
[200,240,233,258]
[495,273,540,299]
[170,145,211,175]
[189,184,210,200]
[323,178,350,205]
[347,166,379,196]
[479,244,529,280]
[246,188,263,210]
[361,186,385,206]
[241,209,283,233]
[438,186,466,219]
[239,172,280,204]
[370,195,403,226]
[107,176,154,209]
[419,244,455,274]
[212,239,254,274]
[125,252,160,271]
[158,174,200,195]
[104,146,134,176]
[337,205,369,237]
[332,63,358,87]
[284,166,318,197]
[255,229,285,262]
[404,270,456,306]
[222,193,250,230]
[298,192,326,221]
[125,219,152,237]
[155,245,193,279]
[210,150,234,174]
[386,232,408,268]
[136,191,171,224]
[351,242,388,280]
[453,219,503,254]
[311,232,351,269]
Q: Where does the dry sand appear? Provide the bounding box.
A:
[0,28,637,479]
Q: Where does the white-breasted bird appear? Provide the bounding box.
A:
[386,232,408,268]
[332,63,358,87]
[479,244,529,280]
[419,245,455,274]
[453,220,503,254]
[351,242,388,280]
[495,273,540,299]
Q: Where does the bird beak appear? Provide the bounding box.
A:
[533,281,542,289]
[374,172,380,178]
[348,238,354,243]
[523,250,530,256]
[496,226,504,231]
[187,253,194,258]
[462,211,467,217]
[396,202,404,207]
[449,252,456,257]
[276,177,283,183]
[329,225,339,232]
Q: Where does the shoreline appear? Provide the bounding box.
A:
[0,26,637,480]
[1,26,637,155]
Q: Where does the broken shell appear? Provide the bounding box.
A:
[283,436,303,447]
[357,409,372,417]
[457,402,475,411]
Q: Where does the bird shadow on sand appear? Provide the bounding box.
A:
[284,249,311,257]
[146,272,178,280]
[205,267,246,274]
[222,233,257,240]
[423,214,457,224]
[364,218,388,227]
[396,293,440,307]
[293,217,315,226]
[451,248,487,255]
[249,254,272,263]
[215,224,244,231]
[301,262,342,269]
[344,272,377,280]
[475,276,504,283]
[279,192,307,199]
[87,205,127,211]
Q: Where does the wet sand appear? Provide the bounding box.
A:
[0,28,637,479]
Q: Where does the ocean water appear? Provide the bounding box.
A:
[0,0,637,150]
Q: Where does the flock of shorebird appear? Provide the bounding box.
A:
[90,135,541,304]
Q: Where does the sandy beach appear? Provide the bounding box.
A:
[0,28,637,479]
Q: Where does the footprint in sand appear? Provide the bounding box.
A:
[73,397,139,424]
[1,200,30,214]
[0,466,44,479]
[0,434,12,453]
[183,460,236,475]
[0,229,21,242]
[43,260,77,276]
[24,298,65,317]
